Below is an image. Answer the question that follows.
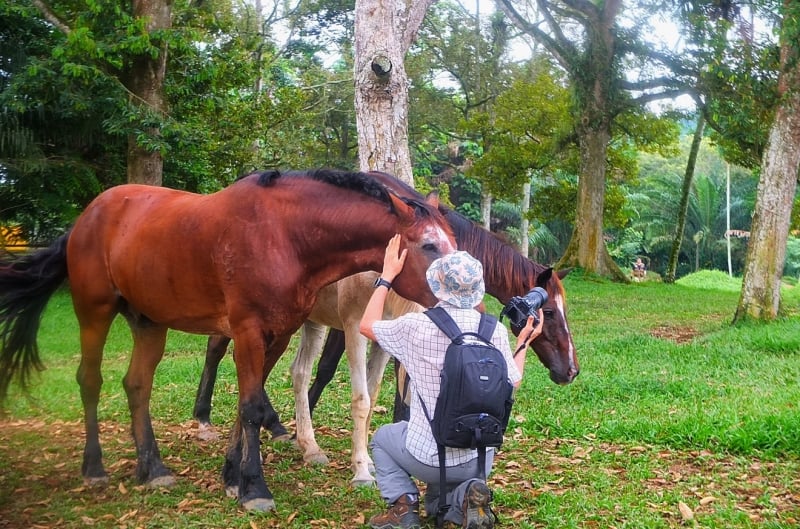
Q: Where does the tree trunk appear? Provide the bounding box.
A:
[125,0,172,186]
[734,41,800,321]
[557,124,627,280]
[481,191,492,230]
[521,180,531,257]
[353,0,434,185]
[666,114,705,283]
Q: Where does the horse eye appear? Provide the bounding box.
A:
[543,309,555,319]
[422,243,438,253]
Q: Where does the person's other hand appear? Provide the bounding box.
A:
[382,234,407,281]
[522,310,544,346]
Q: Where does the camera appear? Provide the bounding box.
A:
[500,287,549,332]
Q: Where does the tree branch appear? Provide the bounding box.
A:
[628,88,694,107]
[31,0,71,34]
[494,0,574,71]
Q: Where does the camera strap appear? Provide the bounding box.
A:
[512,328,535,358]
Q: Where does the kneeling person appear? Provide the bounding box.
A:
[360,236,541,529]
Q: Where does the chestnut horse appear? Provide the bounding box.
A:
[0,169,456,512]
[194,199,579,486]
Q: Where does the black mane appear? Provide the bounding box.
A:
[443,208,548,295]
[244,169,436,216]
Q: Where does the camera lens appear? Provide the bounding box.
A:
[523,287,548,311]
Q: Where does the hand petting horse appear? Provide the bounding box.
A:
[0,169,456,512]
[192,173,580,487]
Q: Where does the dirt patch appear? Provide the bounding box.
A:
[650,324,701,344]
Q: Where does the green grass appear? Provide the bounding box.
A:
[2,274,800,528]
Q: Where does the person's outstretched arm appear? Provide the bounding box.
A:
[359,234,407,341]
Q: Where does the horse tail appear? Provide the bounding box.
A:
[0,231,71,404]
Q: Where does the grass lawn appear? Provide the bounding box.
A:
[1,270,799,528]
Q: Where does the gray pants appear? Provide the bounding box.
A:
[370,421,495,525]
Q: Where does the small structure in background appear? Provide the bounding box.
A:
[0,225,29,254]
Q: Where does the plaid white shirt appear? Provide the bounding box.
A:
[373,303,522,467]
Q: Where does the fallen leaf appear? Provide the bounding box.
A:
[678,501,694,521]
[699,496,715,506]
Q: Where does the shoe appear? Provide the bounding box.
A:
[369,494,421,529]
[462,480,495,529]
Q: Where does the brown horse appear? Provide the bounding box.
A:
[194,191,579,486]
[0,169,456,512]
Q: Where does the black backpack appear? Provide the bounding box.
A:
[419,307,514,526]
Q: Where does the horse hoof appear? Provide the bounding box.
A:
[148,475,177,488]
[242,497,276,512]
[304,452,329,466]
[271,433,293,443]
[225,486,239,498]
[83,476,110,488]
[351,477,376,488]
[197,423,220,442]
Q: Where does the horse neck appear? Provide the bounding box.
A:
[301,215,397,282]
[457,229,541,304]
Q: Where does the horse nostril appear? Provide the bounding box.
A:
[569,368,580,380]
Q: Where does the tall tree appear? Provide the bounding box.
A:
[666,114,705,283]
[124,0,172,185]
[353,0,435,183]
[497,0,689,279]
[30,0,172,185]
[734,0,800,321]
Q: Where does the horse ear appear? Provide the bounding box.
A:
[536,267,554,287]
[425,191,440,208]
[387,193,414,219]
[556,267,572,280]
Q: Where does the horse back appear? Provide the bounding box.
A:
[66,183,302,335]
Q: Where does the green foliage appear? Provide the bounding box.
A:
[0,2,127,240]
[618,134,757,276]
[785,236,800,279]
[674,0,782,168]
[1,0,357,239]
[449,173,483,221]
[531,170,578,225]
[463,64,573,201]
[675,268,742,291]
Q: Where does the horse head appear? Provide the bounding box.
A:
[528,267,579,384]
[383,191,455,308]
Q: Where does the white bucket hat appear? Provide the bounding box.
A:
[425,251,485,308]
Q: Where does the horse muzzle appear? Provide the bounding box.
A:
[549,366,579,385]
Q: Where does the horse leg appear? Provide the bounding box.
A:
[392,359,411,423]
[75,310,116,486]
[364,339,409,423]
[343,323,374,487]
[365,340,390,410]
[123,323,175,486]
[291,321,329,466]
[306,327,346,416]
[261,386,291,441]
[195,335,289,441]
[221,328,286,512]
[194,335,231,441]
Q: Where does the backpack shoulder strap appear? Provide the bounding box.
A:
[424,306,462,341]
[477,312,498,342]
[426,307,499,344]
